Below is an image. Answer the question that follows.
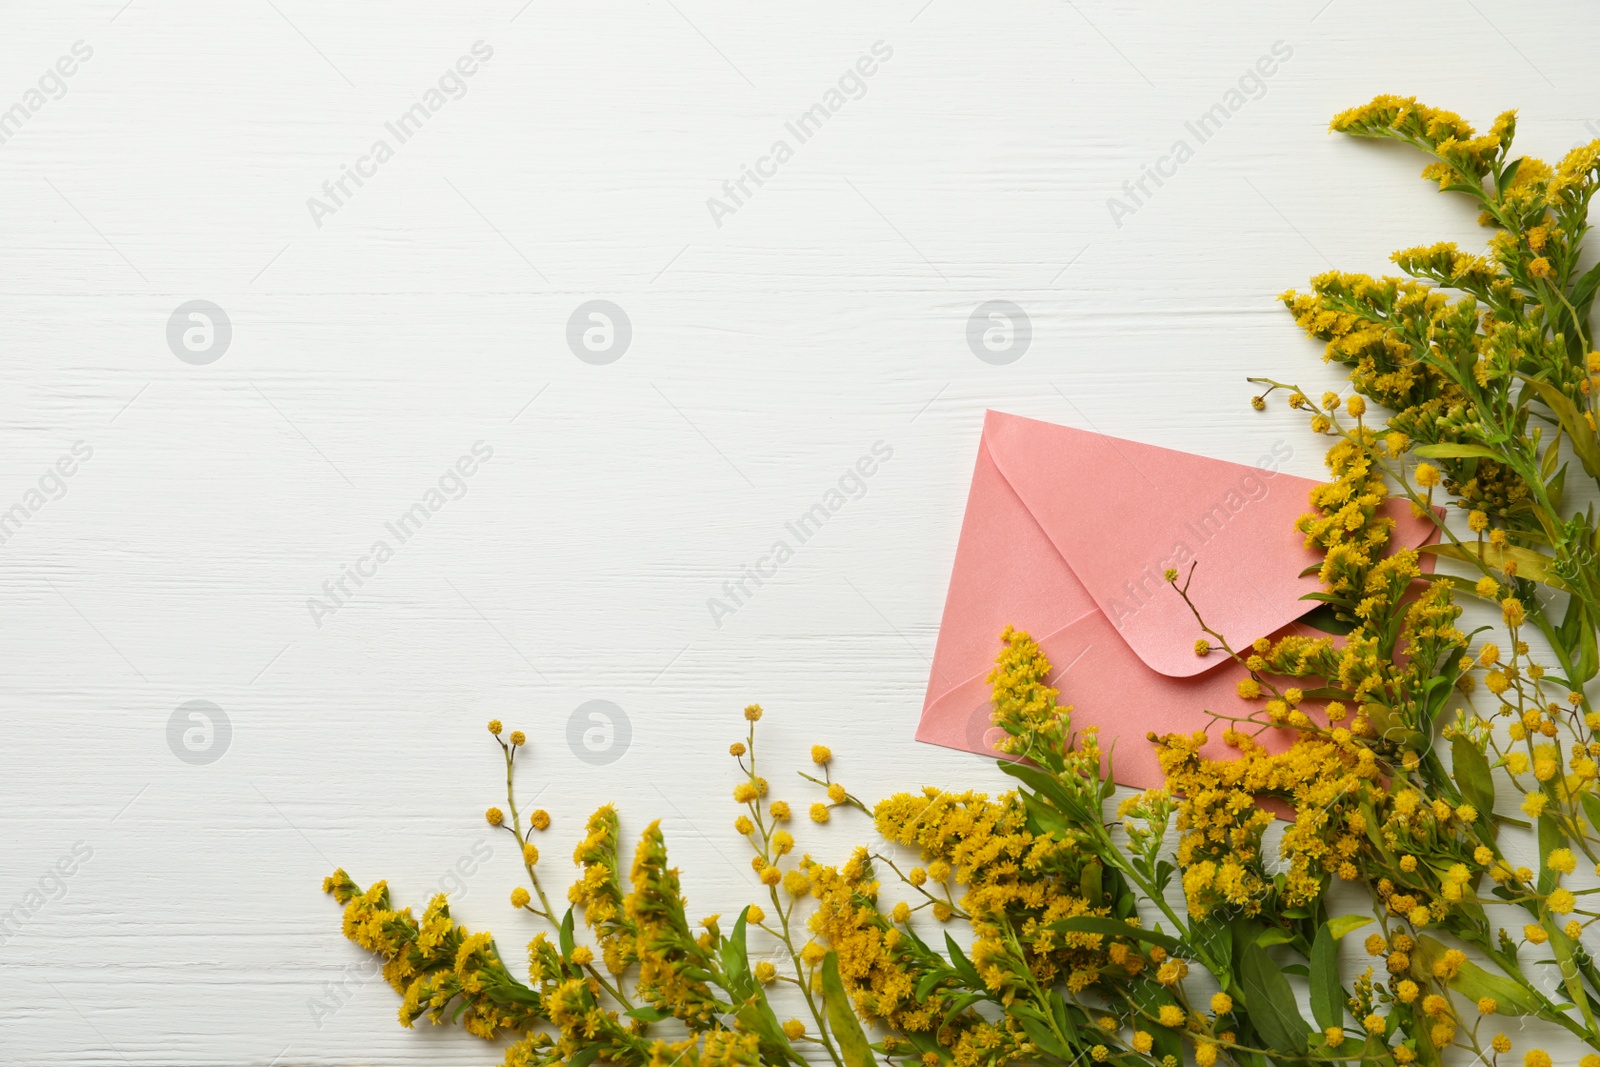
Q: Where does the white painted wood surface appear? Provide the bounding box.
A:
[1,1,1595,1063]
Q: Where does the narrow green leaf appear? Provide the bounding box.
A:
[821,951,878,1067]
[1326,914,1373,941]
[721,905,752,998]
[1580,791,1600,837]
[1451,734,1496,819]
[1236,940,1310,1055]
[1421,541,1570,590]
[944,934,982,988]
[1309,924,1342,1031]
[1079,860,1103,906]
[559,908,576,958]
[1412,442,1504,461]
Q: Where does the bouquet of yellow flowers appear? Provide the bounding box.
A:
[323,98,1600,1067]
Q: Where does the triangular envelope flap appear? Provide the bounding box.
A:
[981,410,1330,678]
[923,427,1104,708]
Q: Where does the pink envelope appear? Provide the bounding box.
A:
[916,410,1440,789]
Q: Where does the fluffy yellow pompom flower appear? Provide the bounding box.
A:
[1524,1050,1551,1067]
[1211,993,1232,1014]
[754,961,777,983]
[570,945,594,966]
[487,719,502,735]
[1476,575,1499,598]
[743,703,763,721]
[1415,462,1441,487]
[769,800,790,821]
[530,809,550,831]
[734,815,754,835]
[1522,792,1548,817]
[1549,848,1577,875]
[1478,997,1497,1015]
[1157,1005,1185,1027]
[809,803,830,824]
[758,865,781,886]
[1131,1032,1153,1054]
[827,782,846,804]
[509,730,525,746]
[1548,888,1576,914]
[485,807,504,826]
[522,843,539,866]
[781,1019,805,1039]
[892,901,911,923]
[1347,395,1366,418]
[510,887,530,908]
[811,744,831,765]
[1502,597,1526,627]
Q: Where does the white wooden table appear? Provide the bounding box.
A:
[1,2,1592,1063]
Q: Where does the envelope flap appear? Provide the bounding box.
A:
[980,410,1431,678]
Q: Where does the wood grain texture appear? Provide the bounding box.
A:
[0,1,1594,1063]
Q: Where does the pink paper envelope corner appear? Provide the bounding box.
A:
[916,409,1441,789]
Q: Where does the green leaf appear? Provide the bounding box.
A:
[1538,815,1566,896]
[1046,915,1184,954]
[625,1005,672,1023]
[559,908,576,958]
[1440,959,1548,1017]
[1521,375,1600,478]
[568,1047,601,1067]
[1326,914,1373,941]
[1451,734,1496,820]
[1545,921,1597,1033]
[1236,940,1310,1055]
[1420,541,1570,590]
[1013,1009,1072,1061]
[1256,928,1295,948]
[1309,924,1342,1031]
[1412,442,1504,461]
[1497,156,1525,197]
[1580,791,1600,837]
[944,934,983,988]
[721,906,753,999]
[1079,860,1103,906]
[821,951,878,1067]
[1299,603,1357,635]
[735,991,808,1067]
